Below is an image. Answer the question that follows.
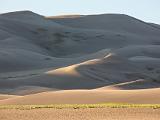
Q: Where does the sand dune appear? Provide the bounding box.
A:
[0,94,17,100]
[1,53,159,91]
[1,88,160,104]
[0,11,160,105]
[50,14,160,35]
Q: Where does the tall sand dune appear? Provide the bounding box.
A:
[0,11,160,104]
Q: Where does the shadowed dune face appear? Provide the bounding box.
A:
[0,54,160,92]
[0,11,160,104]
[50,14,160,35]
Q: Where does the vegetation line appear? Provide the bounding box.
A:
[0,103,160,110]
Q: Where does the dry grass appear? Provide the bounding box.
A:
[1,103,160,110]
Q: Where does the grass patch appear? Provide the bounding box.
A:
[0,103,160,110]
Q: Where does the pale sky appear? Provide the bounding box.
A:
[1,0,160,24]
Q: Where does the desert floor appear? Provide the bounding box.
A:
[0,108,160,120]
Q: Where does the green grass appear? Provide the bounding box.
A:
[0,103,160,110]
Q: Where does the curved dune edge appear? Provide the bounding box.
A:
[0,88,160,105]
[0,95,18,100]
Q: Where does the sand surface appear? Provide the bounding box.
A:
[0,108,160,120]
[1,88,160,105]
[1,11,160,106]
[0,94,17,100]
